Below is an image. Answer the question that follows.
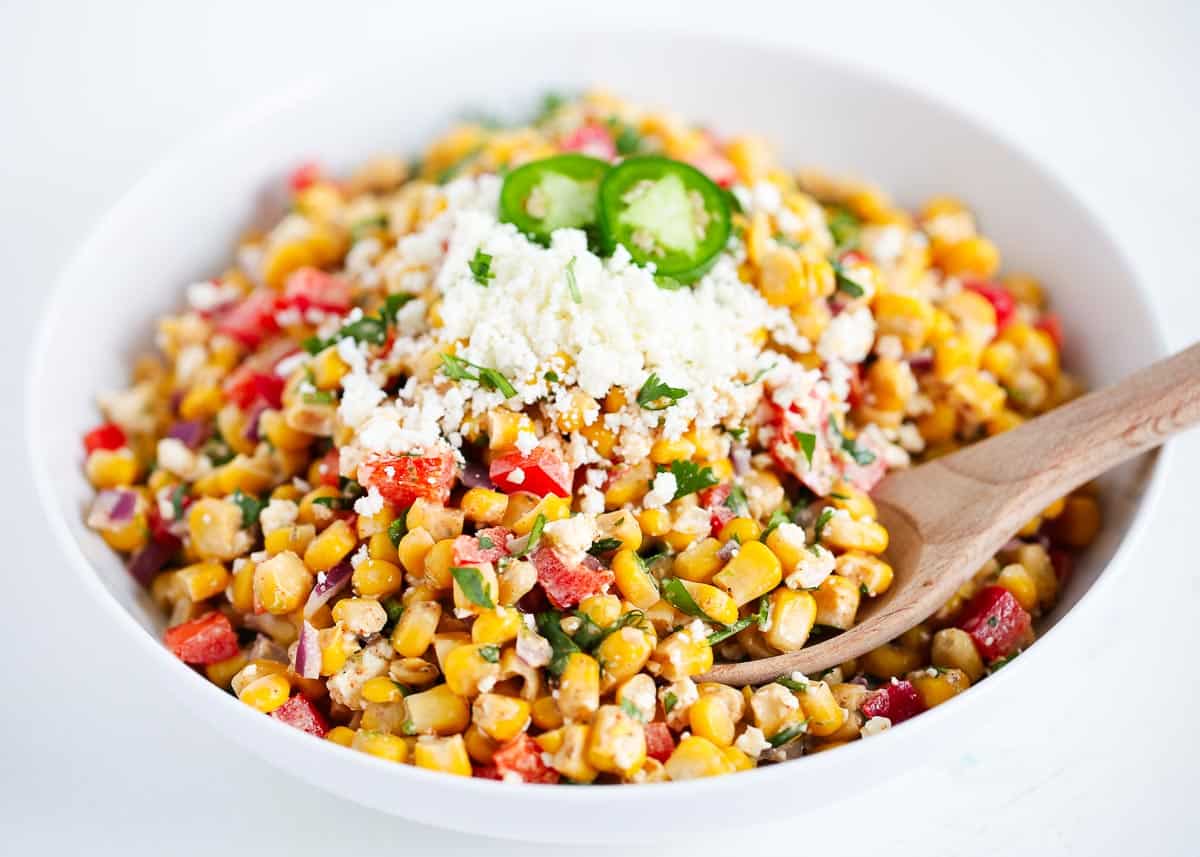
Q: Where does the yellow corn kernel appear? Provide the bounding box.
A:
[302,518,357,572]
[351,729,408,763]
[551,722,598,783]
[812,574,861,629]
[252,550,314,614]
[612,549,660,609]
[317,627,350,676]
[177,382,224,421]
[712,541,782,606]
[873,292,935,353]
[909,667,971,708]
[861,642,923,679]
[595,510,642,552]
[352,558,404,598]
[951,372,1007,422]
[324,726,356,748]
[498,558,537,606]
[1042,497,1066,520]
[258,409,312,452]
[763,588,817,652]
[215,454,275,496]
[726,136,771,184]
[238,672,291,713]
[462,723,497,765]
[636,507,672,537]
[934,334,979,383]
[715,517,758,544]
[820,515,888,554]
[687,694,735,747]
[262,240,314,290]
[534,726,565,755]
[176,560,230,602]
[1015,543,1058,611]
[486,409,535,451]
[85,448,140,489]
[362,675,406,705]
[405,498,465,542]
[865,357,917,414]
[557,652,600,721]
[530,697,564,732]
[471,606,522,645]
[228,560,256,612]
[451,562,499,616]
[264,523,316,556]
[596,627,655,691]
[650,625,714,681]
[554,389,599,433]
[204,652,248,689]
[987,408,1025,436]
[930,628,985,682]
[1052,495,1101,548]
[296,486,340,527]
[367,531,400,564]
[443,643,502,698]
[391,601,442,657]
[187,495,253,561]
[668,538,720,584]
[605,461,654,508]
[509,494,571,535]
[571,594,617,630]
[586,704,647,777]
[678,580,739,625]
[835,552,894,597]
[355,503,395,540]
[578,420,616,458]
[310,347,350,389]
[405,683,471,735]
[665,735,736,780]
[99,513,149,553]
[981,340,1020,383]
[460,487,508,525]
[933,235,999,278]
[397,527,436,577]
[796,680,845,737]
[649,436,696,465]
[472,693,532,743]
[995,562,1039,612]
[917,401,958,444]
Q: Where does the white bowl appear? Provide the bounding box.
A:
[27,31,1166,843]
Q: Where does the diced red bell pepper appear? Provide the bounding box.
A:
[687,150,738,188]
[83,422,127,455]
[269,694,329,738]
[837,430,888,494]
[964,280,1016,330]
[282,267,351,314]
[957,585,1032,661]
[1049,548,1073,584]
[532,547,614,610]
[358,449,458,509]
[1036,312,1064,349]
[489,447,573,498]
[699,483,736,533]
[645,721,676,763]
[453,527,511,565]
[860,680,925,724]
[491,734,560,784]
[560,123,616,161]
[473,765,503,780]
[315,447,341,488]
[223,364,285,410]
[164,612,240,665]
[288,161,322,192]
[215,290,282,349]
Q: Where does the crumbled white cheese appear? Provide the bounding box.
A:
[185,280,240,311]
[861,716,892,737]
[784,542,836,590]
[507,467,525,485]
[543,515,597,562]
[349,544,370,569]
[734,726,772,759]
[156,438,200,480]
[259,499,298,535]
[515,430,539,456]
[818,307,876,364]
[643,471,677,508]
[352,485,385,517]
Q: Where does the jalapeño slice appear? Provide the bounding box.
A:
[499,154,610,245]
[597,156,732,284]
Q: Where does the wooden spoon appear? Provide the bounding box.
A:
[701,342,1200,686]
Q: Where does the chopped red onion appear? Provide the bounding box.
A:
[88,489,138,529]
[243,402,268,443]
[460,461,495,490]
[294,621,321,679]
[126,540,175,587]
[717,539,741,563]
[303,559,353,618]
[907,351,934,372]
[167,419,210,449]
[732,446,752,476]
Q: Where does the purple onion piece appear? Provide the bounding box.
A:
[243,403,268,443]
[111,490,137,521]
[294,621,321,679]
[303,559,353,618]
[460,460,495,490]
[126,540,175,587]
[717,539,740,563]
[732,446,752,476]
[168,419,211,449]
[907,350,934,372]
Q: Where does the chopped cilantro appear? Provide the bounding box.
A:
[381,598,405,629]
[350,214,387,242]
[794,431,817,466]
[478,644,501,663]
[831,259,866,297]
[813,507,835,543]
[439,353,518,398]
[231,490,263,529]
[667,459,719,501]
[469,248,494,286]
[535,610,581,676]
[303,390,336,405]
[523,513,547,557]
[707,596,770,645]
[660,577,721,624]
[387,513,409,547]
[723,484,750,518]
[619,697,645,722]
[543,370,559,383]
[663,691,678,714]
[450,566,495,609]
[761,507,790,540]
[636,372,688,411]
[744,362,777,386]
[587,537,622,557]
[775,676,808,693]
[767,721,809,747]
[477,535,495,551]
[828,415,876,465]
[725,426,747,441]
[827,207,860,252]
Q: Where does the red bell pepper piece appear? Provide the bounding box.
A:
[860,680,925,724]
[357,449,458,508]
[83,422,127,455]
[957,585,1032,660]
[315,447,341,488]
[288,161,322,192]
[964,280,1016,329]
[532,547,614,609]
[222,364,285,410]
[472,765,503,780]
[269,695,329,738]
[561,123,616,161]
[163,612,239,665]
[282,267,351,314]
[215,290,281,348]
[490,734,560,784]
[644,721,676,763]
[699,483,736,534]
[453,527,511,565]
[489,447,572,498]
[1036,312,1064,349]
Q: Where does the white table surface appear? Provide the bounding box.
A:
[3,0,1198,852]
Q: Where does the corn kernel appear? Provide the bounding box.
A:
[353,558,404,598]
[712,541,782,606]
[352,730,408,763]
[405,683,471,735]
[558,652,600,721]
[472,693,532,743]
[391,601,442,658]
[587,704,647,777]
[239,673,291,713]
[812,574,861,629]
[665,735,736,780]
[253,550,314,614]
[763,588,817,652]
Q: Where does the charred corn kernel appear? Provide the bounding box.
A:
[239,673,290,713]
[678,580,739,625]
[391,601,442,657]
[605,461,654,508]
[204,652,248,689]
[353,558,404,598]
[812,574,861,629]
[463,723,497,764]
[326,726,355,747]
[689,694,736,747]
[1052,495,1101,548]
[651,624,713,681]
[421,539,456,589]
[718,517,761,544]
[665,735,736,780]
[362,675,406,704]
[404,683,471,735]
[552,722,598,783]
[367,531,400,564]
[473,693,532,743]
[835,552,894,597]
[595,510,642,552]
[471,606,522,645]
[982,340,1020,382]
[931,628,986,682]
[636,507,671,537]
[259,409,313,451]
[253,550,314,614]
[611,549,660,609]
[861,642,923,679]
[176,560,229,602]
[797,680,845,737]
[596,627,655,690]
[763,588,817,652]
[86,448,140,489]
[909,667,971,708]
[351,730,408,763]
[297,486,340,527]
[996,562,1039,611]
[713,541,782,606]
[587,704,647,776]
[558,652,600,721]
[405,499,464,542]
[672,538,723,584]
[303,518,357,572]
[873,292,935,352]
[510,494,571,535]
[498,558,537,606]
[531,695,564,732]
[459,487,508,525]
[389,657,439,687]
[443,643,502,698]
[188,498,248,561]
[820,515,888,554]
[179,383,224,421]
[264,523,316,556]
[310,347,350,389]
[917,401,958,444]
[397,527,435,577]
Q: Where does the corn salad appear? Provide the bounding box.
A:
[82,91,1101,784]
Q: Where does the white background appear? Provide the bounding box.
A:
[2,1,1198,853]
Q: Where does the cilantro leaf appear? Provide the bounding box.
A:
[450,566,495,609]
[535,610,581,676]
[619,697,646,722]
[231,490,264,529]
[775,675,808,693]
[350,214,388,243]
[723,484,750,518]
[827,415,876,465]
[761,507,790,540]
[663,691,678,714]
[813,507,835,544]
[478,644,500,663]
[636,373,688,411]
[469,248,494,286]
[794,431,817,466]
[706,596,769,646]
[439,353,518,398]
[523,513,547,557]
[587,537,622,557]
[660,577,721,624]
[831,259,866,298]
[827,206,860,252]
[668,460,718,501]
[767,721,808,748]
[387,513,409,547]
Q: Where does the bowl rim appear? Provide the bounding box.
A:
[25,28,1171,806]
